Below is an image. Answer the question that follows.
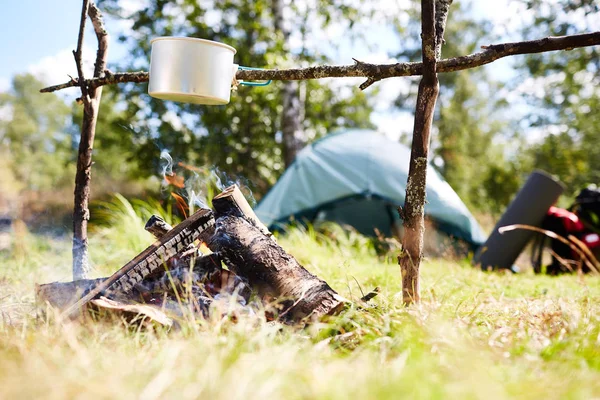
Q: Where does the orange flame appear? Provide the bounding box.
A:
[177,161,203,173]
[164,172,185,188]
[171,192,188,218]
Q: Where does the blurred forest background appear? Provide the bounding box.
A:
[0,0,598,233]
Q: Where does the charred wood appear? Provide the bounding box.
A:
[61,209,215,318]
[144,215,173,238]
[209,214,346,321]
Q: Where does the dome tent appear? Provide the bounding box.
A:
[254,129,486,247]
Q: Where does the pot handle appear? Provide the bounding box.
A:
[236,65,272,87]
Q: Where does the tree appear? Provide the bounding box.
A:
[272,0,303,167]
[98,0,374,193]
[0,74,73,193]
[519,0,600,191]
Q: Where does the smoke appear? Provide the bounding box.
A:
[210,167,256,207]
[158,151,256,212]
[160,149,174,179]
[184,172,210,211]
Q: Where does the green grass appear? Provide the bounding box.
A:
[1,198,599,399]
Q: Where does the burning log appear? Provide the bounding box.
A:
[213,184,273,239]
[210,189,346,321]
[145,214,203,262]
[142,213,250,305]
[60,208,215,318]
[143,213,223,280]
[38,186,347,324]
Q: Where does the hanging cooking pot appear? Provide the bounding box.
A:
[148,37,270,105]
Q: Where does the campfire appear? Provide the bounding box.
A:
[36,185,359,327]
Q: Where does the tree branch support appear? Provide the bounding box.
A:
[72,0,109,280]
[41,31,600,94]
[399,0,450,305]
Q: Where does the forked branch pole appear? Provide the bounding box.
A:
[397,0,449,305]
[40,31,600,94]
[72,0,109,280]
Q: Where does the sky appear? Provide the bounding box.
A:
[0,0,131,93]
[0,0,527,139]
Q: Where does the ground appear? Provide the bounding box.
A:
[1,198,599,399]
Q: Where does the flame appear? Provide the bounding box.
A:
[164,172,185,188]
[177,161,203,173]
[171,192,188,218]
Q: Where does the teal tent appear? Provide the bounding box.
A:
[254,129,486,247]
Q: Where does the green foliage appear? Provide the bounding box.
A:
[480,160,525,214]
[518,0,600,192]
[70,85,145,182]
[0,74,74,192]
[98,0,374,197]
[0,74,156,225]
[436,72,508,212]
[530,132,590,189]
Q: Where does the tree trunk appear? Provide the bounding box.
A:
[399,0,451,304]
[72,1,109,280]
[272,0,304,167]
[281,81,304,166]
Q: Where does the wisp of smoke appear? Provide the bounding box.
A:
[184,172,210,210]
[160,149,174,178]
[158,150,257,212]
[210,167,256,207]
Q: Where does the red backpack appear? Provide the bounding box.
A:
[532,202,600,274]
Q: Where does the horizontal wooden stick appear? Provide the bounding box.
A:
[40,31,600,93]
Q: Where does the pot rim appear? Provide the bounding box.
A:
[150,36,237,54]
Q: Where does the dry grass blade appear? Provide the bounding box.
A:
[568,235,600,274]
[499,224,600,274]
[548,249,576,273]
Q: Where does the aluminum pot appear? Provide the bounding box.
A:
[148,37,237,105]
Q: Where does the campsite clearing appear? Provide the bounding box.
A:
[1,201,599,399]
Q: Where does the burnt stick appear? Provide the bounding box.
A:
[145,214,198,256]
[144,215,174,238]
